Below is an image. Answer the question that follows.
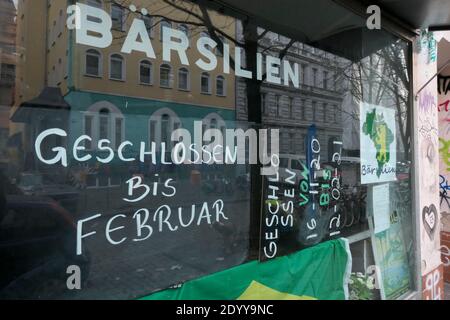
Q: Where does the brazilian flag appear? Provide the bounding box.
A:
[140,239,351,300]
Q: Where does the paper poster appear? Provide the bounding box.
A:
[373,220,412,300]
[360,103,397,184]
[372,184,391,234]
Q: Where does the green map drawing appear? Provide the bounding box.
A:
[362,108,395,178]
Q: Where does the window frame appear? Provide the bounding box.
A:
[82,109,125,151]
[216,75,226,97]
[111,3,125,32]
[159,63,173,88]
[200,72,212,95]
[85,49,102,77]
[178,67,190,91]
[109,53,125,81]
[139,59,153,86]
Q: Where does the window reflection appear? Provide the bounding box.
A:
[0,0,415,300]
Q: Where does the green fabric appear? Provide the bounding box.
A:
[140,239,351,300]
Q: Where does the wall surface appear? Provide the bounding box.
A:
[436,32,450,284]
[413,31,444,300]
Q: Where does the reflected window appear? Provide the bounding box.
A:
[276,95,281,117]
[216,75,225,96]
[178,24,189,44]
[86,0,102,7]
[301,99,306,119]
[323,71,328,89]
[178,67,189,90]
[334,105,338,123]
[210,118,218,129]
[109,54,124,81]
[149,109,181,152]
[85,49,101,77]
[312,68,318,87]
[289,97,294,118]
[312,101,317,121]
[140,60,152,85]
[289,132,295,151]
[216,36,225,57]
[161,114,170,146]
[99,108,110,141]
[111,4,125,31]
[143,15,153,37]
[160,63,172,88]
[261,93,266,115]
[84,103,125,150]
[301,64,307,84]
[201,72,211,94]
[84,115,94,149]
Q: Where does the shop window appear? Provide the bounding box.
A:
[139,60,153,85]
[160,63,172,88]
[2,0,416,301]
[201,72,211,94]
[109,54,125,81]
[85,49,101,77]
[216,75,226,96]
[178,67,189,91]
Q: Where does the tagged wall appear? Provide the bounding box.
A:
[413,30,443,298]
[436,32,450,283]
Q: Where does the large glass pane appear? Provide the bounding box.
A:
[0,0,415,300]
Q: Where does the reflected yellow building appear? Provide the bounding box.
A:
[14,0,236,109]
[11,0,237,176]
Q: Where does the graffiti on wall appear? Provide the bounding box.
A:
[422,265,444,300]
[418,90,439,195]
[437,71,450,285]
[442,245,450,267]
[439,175,450,209]
[441,231,450,283]
[415,33,442,291]
[438,74,450,213]
[438,74,450,95]
[422,204,438,240]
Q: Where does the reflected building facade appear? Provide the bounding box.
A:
[235,24,346,162]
